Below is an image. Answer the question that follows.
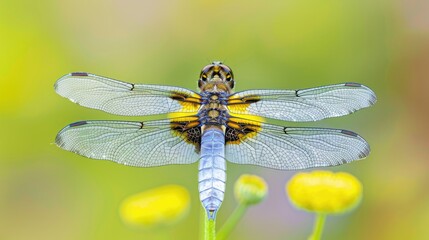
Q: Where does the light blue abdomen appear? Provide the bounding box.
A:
[199,128,226,219]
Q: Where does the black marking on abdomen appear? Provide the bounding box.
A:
[341,129,358,137]
[69,121,87,127]
[71,72,88,77]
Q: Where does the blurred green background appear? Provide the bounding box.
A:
[1,0,428,239]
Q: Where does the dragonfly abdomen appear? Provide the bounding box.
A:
[199,127,226,219]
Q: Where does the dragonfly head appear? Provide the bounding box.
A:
[198,61,235,92]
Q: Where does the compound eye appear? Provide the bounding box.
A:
[225,74,232,81]
[201,74,208,81]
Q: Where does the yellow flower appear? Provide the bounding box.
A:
[234,174,268,205]
[119,185,190,228]
[286,171,362,214]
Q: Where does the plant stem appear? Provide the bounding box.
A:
[217,204,248,240]
[309,213,327,240]
[205,213,216,240]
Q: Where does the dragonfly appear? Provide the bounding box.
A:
[55,61,376,219]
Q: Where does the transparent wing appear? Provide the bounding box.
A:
[55,120,200,167]
[55,72,201,116]
[227,83,376,122]
[225,122,370,170]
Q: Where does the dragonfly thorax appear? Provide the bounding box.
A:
[199,92,230,126]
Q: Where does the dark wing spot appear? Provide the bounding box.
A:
[69,121,88,127]
[344,82,361,87]
[225,124,260,144]
[170,96,183,101]
[170,92,187,101]
[283,127,288,134]
[130,83,135,91]
[139,122,144,129]
[54,134,64,146]
[225,127,240,143]
[341,129,358,137]
[71,72,88,77]
[295,90,300,97]
[359,150,369,158]
[170,121,201,152]
[242,98,260,104]
[241,95,261,104]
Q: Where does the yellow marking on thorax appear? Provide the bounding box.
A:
[208,102,218,109]
[208,110,220,118]
[201,82,231,93]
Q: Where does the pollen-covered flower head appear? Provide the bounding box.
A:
[286,171,362,214]
[119,185,190,228]
[234,174,268,205]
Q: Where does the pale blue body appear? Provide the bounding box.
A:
[199,128,226,219]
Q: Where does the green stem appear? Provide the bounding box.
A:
[217,204,248,240]
[204,213,216,240]
[309,213,327,240]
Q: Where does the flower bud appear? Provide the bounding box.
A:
[119,185,190,228]
[287,171,362,214]
[234,174,268,205]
